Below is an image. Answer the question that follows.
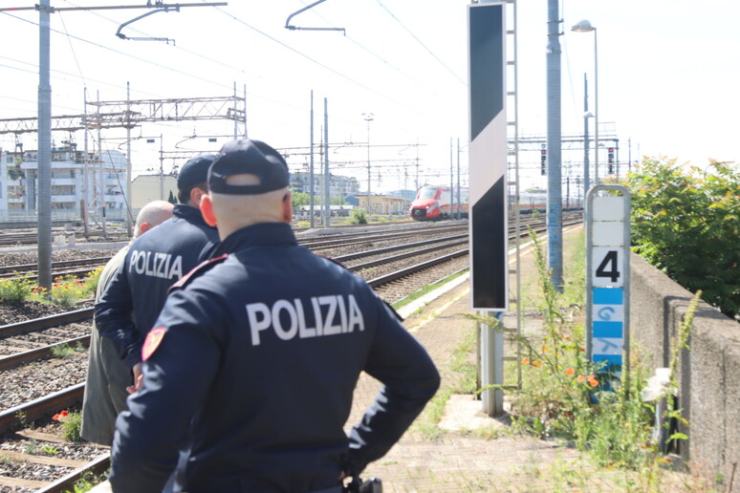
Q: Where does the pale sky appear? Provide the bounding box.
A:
[1,0,738,193]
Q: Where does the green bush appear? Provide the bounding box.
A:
[350,208,368,225]
[628,159,739,318]
[0,277,34,304]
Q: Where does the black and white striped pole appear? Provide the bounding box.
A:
[468,0,507,416]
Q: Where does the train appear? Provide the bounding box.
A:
[410,185,570,221]
[409,185,469,220]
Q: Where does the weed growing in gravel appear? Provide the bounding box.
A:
[0,276,34,304]
[66,472,103,493]
[350,208,368,225]
[50,276,91,309]
[23,439,39,455]
[63,412,83,442]
[51,342,85,359]
[54,410,83,442]
[40,444,60,456]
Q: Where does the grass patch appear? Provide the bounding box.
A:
[61,411,83,442]
[393,269,468,310]
[50,342,86,359]
[450,322,477,394]
[40,444,60,456]
[64,472,104,493]
[411,387,452,441]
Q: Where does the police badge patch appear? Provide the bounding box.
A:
[142,326,168,361]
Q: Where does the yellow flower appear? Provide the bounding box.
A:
[532,360,543,368]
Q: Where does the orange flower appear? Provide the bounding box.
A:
[587,375,599,388]
[564,367,575,377]
[531,360,543,368]
[521,358,530,366]
[576,374,586,384]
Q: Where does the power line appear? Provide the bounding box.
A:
[0,9,310,127]
[213,6,432,122]
[375,0,465,86]
[57,11,86,87]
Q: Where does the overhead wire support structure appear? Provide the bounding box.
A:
[0,0,228,290]
[284,0,346,35]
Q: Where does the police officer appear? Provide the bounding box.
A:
[95,154,220,389]
[110,139,440,493]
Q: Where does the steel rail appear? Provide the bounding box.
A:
[0,256,111,276]
[0,308,93,339]
[36,453,111,493]
[367,217,584,289]
[0,383,85,435]
[349,239,468,272]
[0,335,90,372]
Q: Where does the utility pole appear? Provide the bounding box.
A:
[125,81,133,237]
[363,113,374,214]
[546,0,564,291]
[583,73,590,196]
[243,83,248,138]
[628,137,632,173]
[449,138,454,219]
[97,90,105,239]
[233,81,238,139]
[0,1,228,286]
[82,86,89,238]
[323,97,330,227]
[159,133,164,200]
[456,137,461,220]
[309,90,315,228]
[415,140,420,191]
[37,0,52,291]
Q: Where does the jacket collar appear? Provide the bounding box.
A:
[215,222,297,255]
[173,204,211,228]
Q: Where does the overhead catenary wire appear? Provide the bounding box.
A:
[212,6,436,123]
[374,0,466,86]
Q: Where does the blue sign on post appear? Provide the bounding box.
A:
[586,186,631,385]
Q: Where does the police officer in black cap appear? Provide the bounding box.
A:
[110,139,440,493]
[95,154,220,392]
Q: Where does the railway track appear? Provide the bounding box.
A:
[0,222,471,283]
[0,214,582,491]
[0,215,557,282]
[0,213,582,376]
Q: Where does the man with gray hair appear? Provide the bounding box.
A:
[110,140,439,493]
[81,200,174,445]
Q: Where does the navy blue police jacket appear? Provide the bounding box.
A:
[110,222,440,493]
[95,204,219,369]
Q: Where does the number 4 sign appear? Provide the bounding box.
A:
[586,185,631,387]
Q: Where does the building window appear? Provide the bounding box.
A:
[51,185,76,195]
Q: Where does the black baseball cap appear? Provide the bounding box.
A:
[208,139,289,195]
[177,154,218,200]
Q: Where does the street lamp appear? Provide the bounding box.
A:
[362,112,374,214]
[583,110,593,197]
[571,19,599,184]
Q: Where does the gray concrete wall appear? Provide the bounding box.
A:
[630,252,740,491]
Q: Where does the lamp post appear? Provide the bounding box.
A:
[362,112,374,214]
[583,110,593,197]
[572,20,599,184]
